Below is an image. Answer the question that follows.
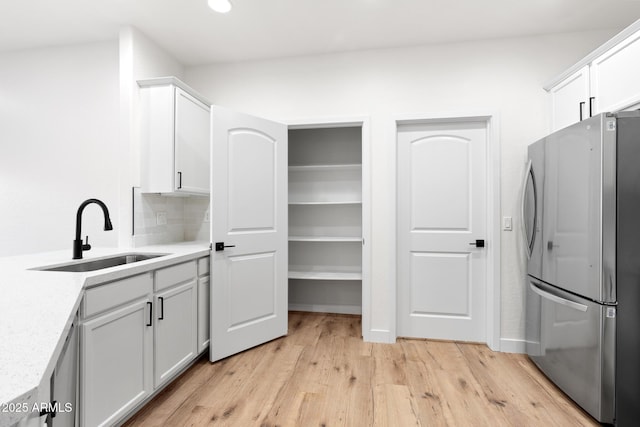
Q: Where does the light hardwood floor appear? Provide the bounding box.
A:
[124,312,598,426]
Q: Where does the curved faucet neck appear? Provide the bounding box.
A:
[74,198,113,240]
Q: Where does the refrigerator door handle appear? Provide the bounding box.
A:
[520,160,537,259]
[529,282,588,312]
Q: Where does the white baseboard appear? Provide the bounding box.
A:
[288,303,361,315]
[500,338,527,354]
[363,329,395,343]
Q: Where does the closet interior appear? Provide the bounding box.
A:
[288,126,363,315]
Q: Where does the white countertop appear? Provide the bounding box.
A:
[0,242,209,427]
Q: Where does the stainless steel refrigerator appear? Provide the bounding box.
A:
[523,111,640,425]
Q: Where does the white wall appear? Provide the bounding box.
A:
[0,41,119,256]
[119,27,209,247]
[117,26,185,247]
[0,28,206,257]
[185,29,617,345]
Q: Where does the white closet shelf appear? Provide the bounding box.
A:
[288,201,362,206]
[288,303,361,315]
[288,270,362,281]
[288,236,361,242]
[289,164,361,172]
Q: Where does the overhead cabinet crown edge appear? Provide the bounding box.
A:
[546,19,640,132]
[139,77,211,195]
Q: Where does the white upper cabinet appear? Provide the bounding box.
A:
[590,30,640,114]
[139,77,211,195]
[546,20,640,132]
[549,66,590,132]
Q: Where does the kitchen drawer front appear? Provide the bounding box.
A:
[83,273,153,318]
[155,261,196,292]
[527,279,614,423]
[198,256,209,277]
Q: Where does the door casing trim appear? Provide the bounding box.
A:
[285,116,372,341]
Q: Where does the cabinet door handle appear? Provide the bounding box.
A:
[177,172,182,189]
[579,101,585,121]
[146,301,152,326]
[39,400,57,419]
[589,96,595,117]
[158,297,164,320]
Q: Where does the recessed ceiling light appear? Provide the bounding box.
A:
[208,0,232,13]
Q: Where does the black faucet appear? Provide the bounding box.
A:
[73,198,114,259]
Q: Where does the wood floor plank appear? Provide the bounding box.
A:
[421,341,510,426]
[458,343,562,426]
[123,355,222,427]
[512,353,599,426]
[124,313,599,427]
[395,342,451,427]
[371,342,409,386]
[373,384,419,427]
[159,339,272,425]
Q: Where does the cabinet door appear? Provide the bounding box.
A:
[590,30,640,115]
[197,275,210,353]
[549,66,590,132]
[80,299,153,427]
[154,280,197,388]
[52,318,78,427]
[174,87,210,194]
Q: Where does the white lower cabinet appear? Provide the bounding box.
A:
[154,280,197,388]
[80,289,153,427]
[197,257,210,353]
[79,259,203,426]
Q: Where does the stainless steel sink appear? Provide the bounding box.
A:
[35,253,169,272]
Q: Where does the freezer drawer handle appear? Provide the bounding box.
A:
[529,283,588,312]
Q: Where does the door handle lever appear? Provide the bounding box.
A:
[215,242,236,251]
[469,239,485,248]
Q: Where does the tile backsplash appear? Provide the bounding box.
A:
[184,196,210,241]
[132,188,210,246]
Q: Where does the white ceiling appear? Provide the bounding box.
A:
[2,0,640,65]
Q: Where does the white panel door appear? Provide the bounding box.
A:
[210,106,287,362]
[397,121,487,342]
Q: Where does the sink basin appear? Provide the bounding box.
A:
[35,253,169,272]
